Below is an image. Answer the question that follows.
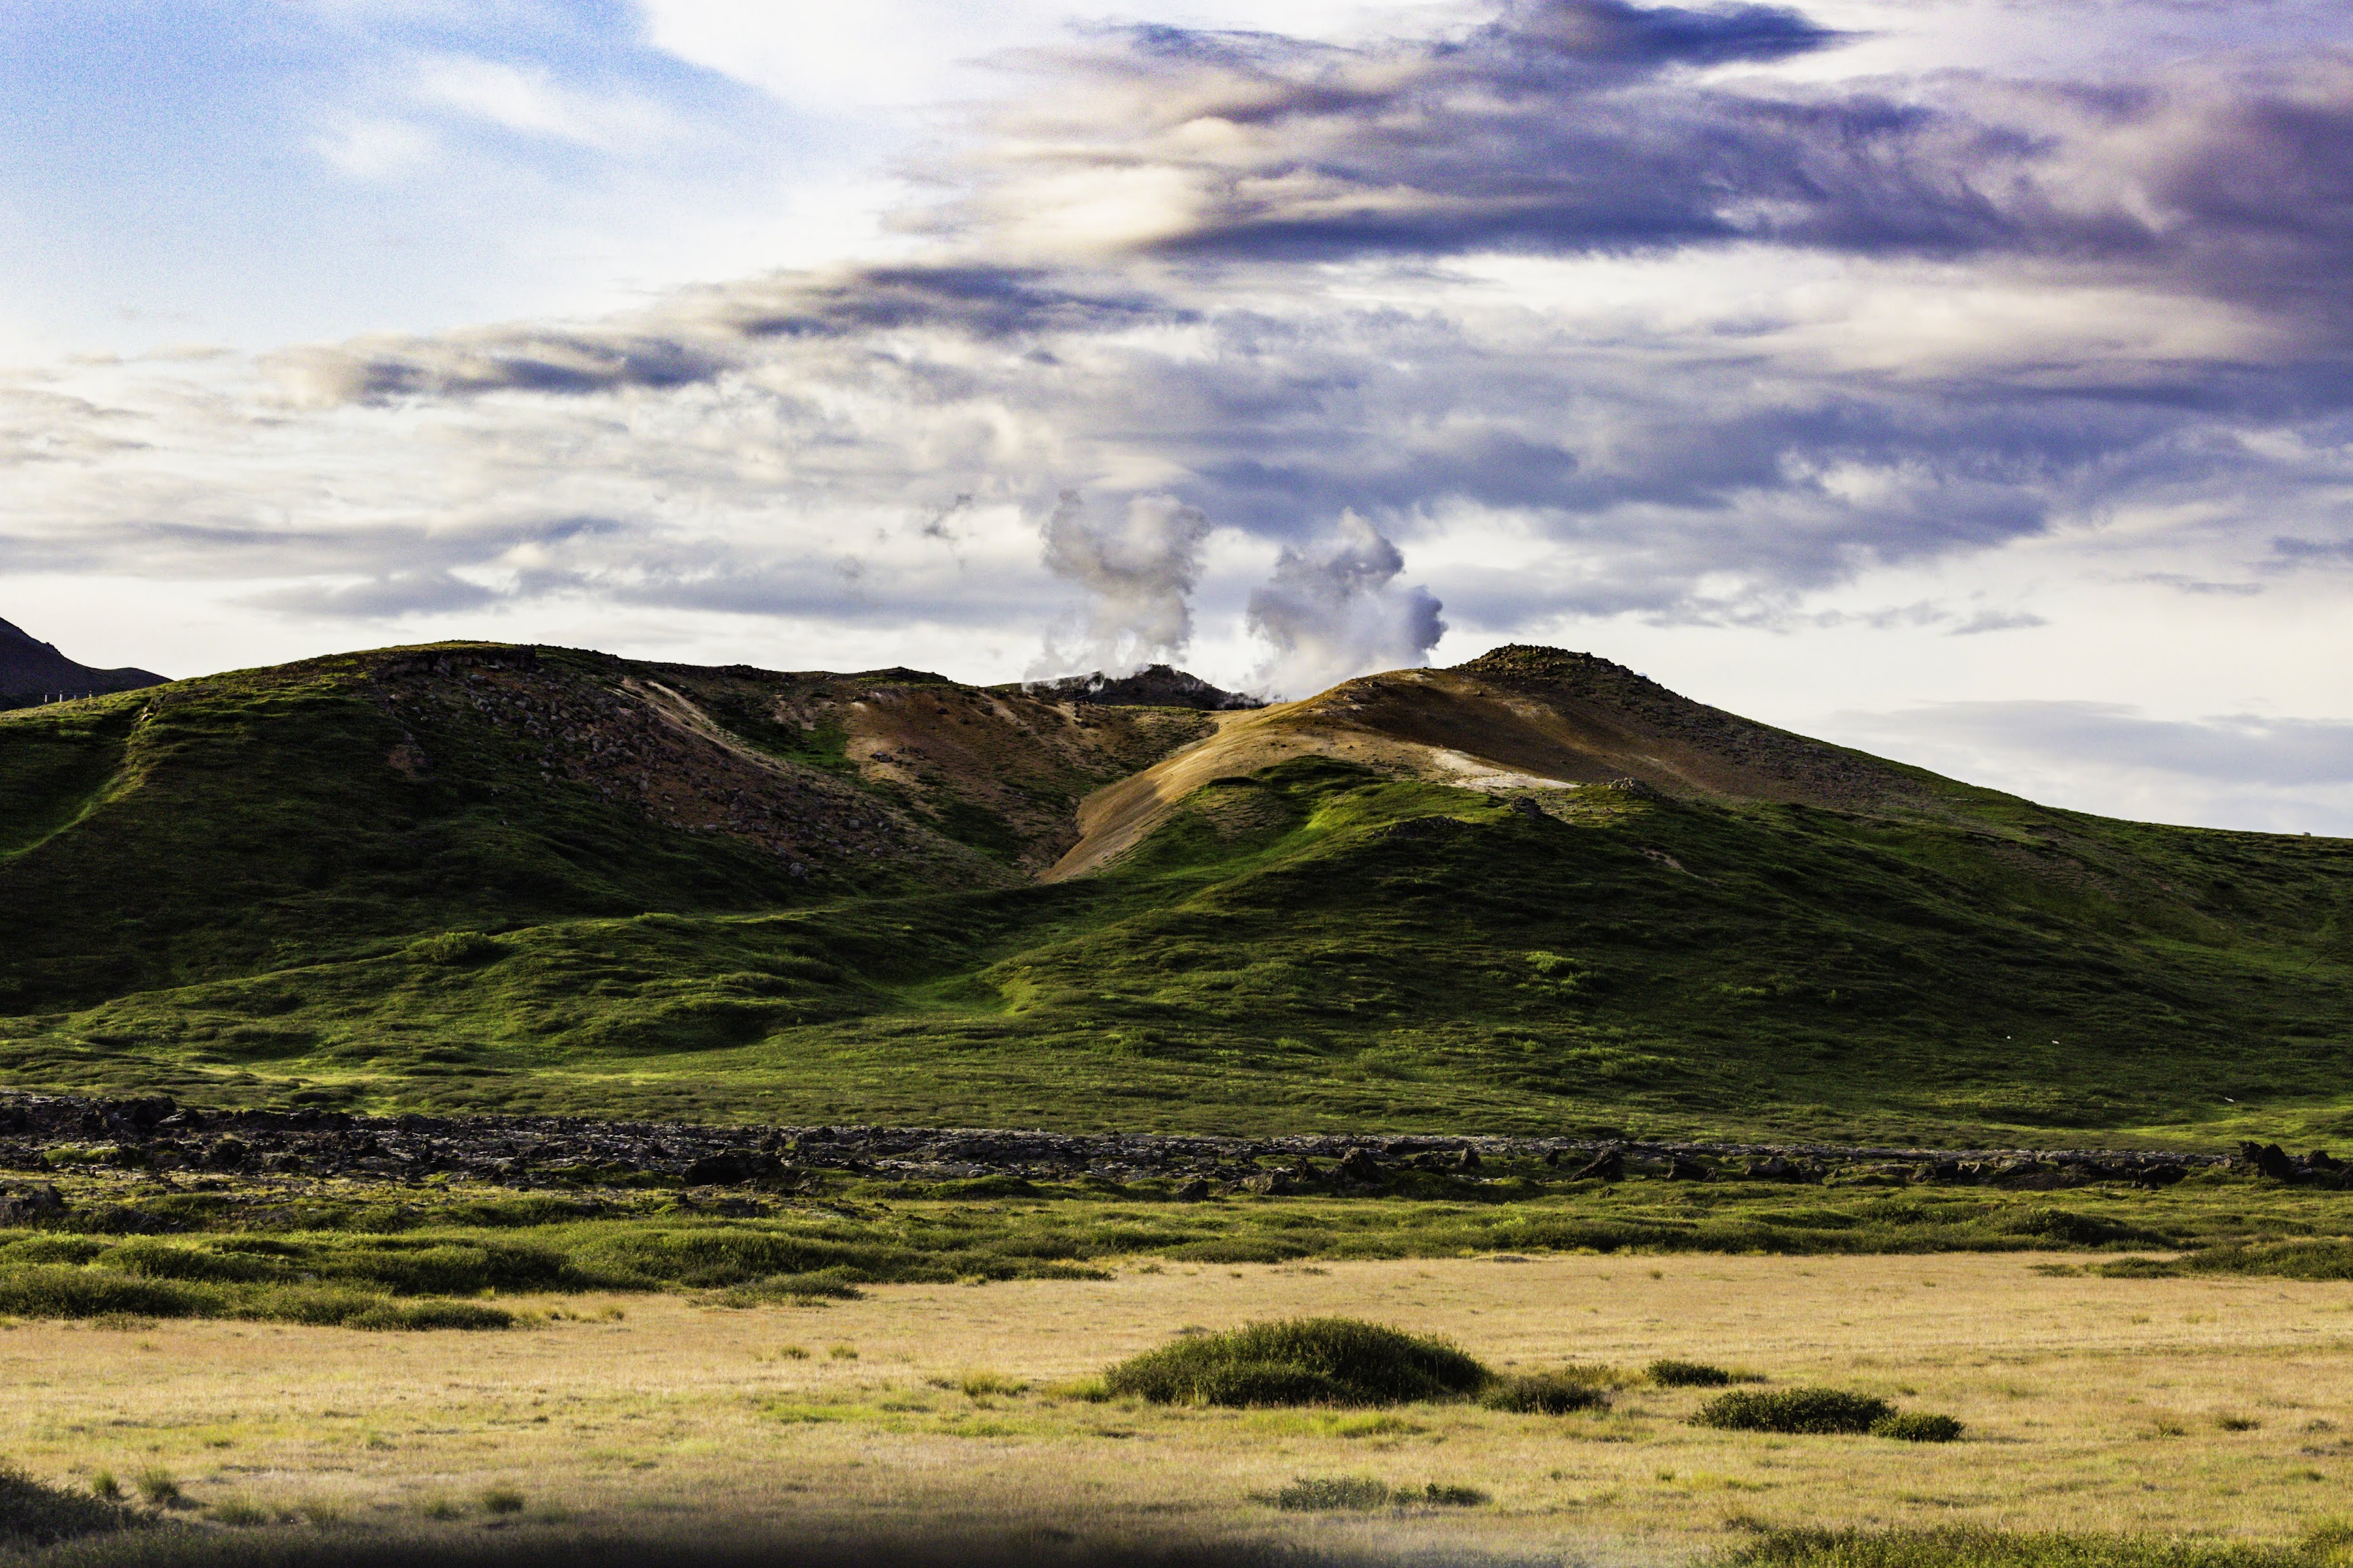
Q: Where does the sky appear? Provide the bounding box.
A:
[4,0,2352,832]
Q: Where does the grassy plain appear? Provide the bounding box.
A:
[6,1253,2353,1565]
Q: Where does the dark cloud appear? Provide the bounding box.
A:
[962,2,2353,343]
[723,265,1187,340]
[274,332,732,405]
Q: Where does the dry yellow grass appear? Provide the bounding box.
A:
[5,1252,2351,1562]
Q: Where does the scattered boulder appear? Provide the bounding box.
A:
[1566,1147,1624,1181]
[1335,1147,1384,1186]
[1744,1156,1804,1181]
[1239,1171,1294,1196]
[2241,1141,2299,1181]
[1173,1178,1211,1201]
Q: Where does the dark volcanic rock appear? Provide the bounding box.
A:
[0,1183,66,1224]
[0,1091,2232,1198]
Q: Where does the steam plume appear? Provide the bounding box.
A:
[1247,513,1446,696]
[1036,490,1211,674]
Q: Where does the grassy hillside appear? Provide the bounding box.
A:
[1,642,2348,1145]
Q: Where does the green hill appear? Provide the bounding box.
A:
[1,640,2347,1147]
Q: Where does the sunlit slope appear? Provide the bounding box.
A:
[1,641,2348,1143]
[1050,645,1981,878]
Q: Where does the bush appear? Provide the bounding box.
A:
[0,1462,142,1545]
[1693,1388,1894,1434]
[1104,1318,1491,1408]
[0,1267,219,1320]
[1872,1412,1965,1442]
[1650,1358,1736,1387]
[1480,1370,1611,1414]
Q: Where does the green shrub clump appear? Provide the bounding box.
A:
[1693,1388,1894,1434]
[1650,1358,1736,1387]
[1104,1318,1490,1407]
[1872,1412,1965,1443]
[1479,1369,1612,1414]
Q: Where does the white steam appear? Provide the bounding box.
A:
[1247,512,1446,696]
[1035,490,1211,675]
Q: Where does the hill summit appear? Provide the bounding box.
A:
[0,618,165,710]
[0,637,2347,1145]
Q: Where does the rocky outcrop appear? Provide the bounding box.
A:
[0,1092,2242,1199]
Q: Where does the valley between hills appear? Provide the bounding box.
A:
[2,639,2348,1149]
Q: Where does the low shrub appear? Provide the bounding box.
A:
[1105,1318,1490,1408]
[0,1462,143,1545]
[133,1469,184,1509]
[1480,1370,1611,1414]
[1872,1412,1965,1442]
[1693,1388,1894,1434]
[1650,1358,1736,1387]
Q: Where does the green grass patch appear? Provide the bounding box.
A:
[1268,1477,1487,1511]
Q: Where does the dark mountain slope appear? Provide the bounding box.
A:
[0,617,165,710]
[1,640,2347,1145]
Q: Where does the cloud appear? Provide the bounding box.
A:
[947,4,2353,352]
[1036,490,1213,674]
[1864,700,2353,789]
[1247,512,1446,694]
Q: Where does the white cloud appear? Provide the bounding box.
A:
[312,116,441,179]
[411,54,681,151]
